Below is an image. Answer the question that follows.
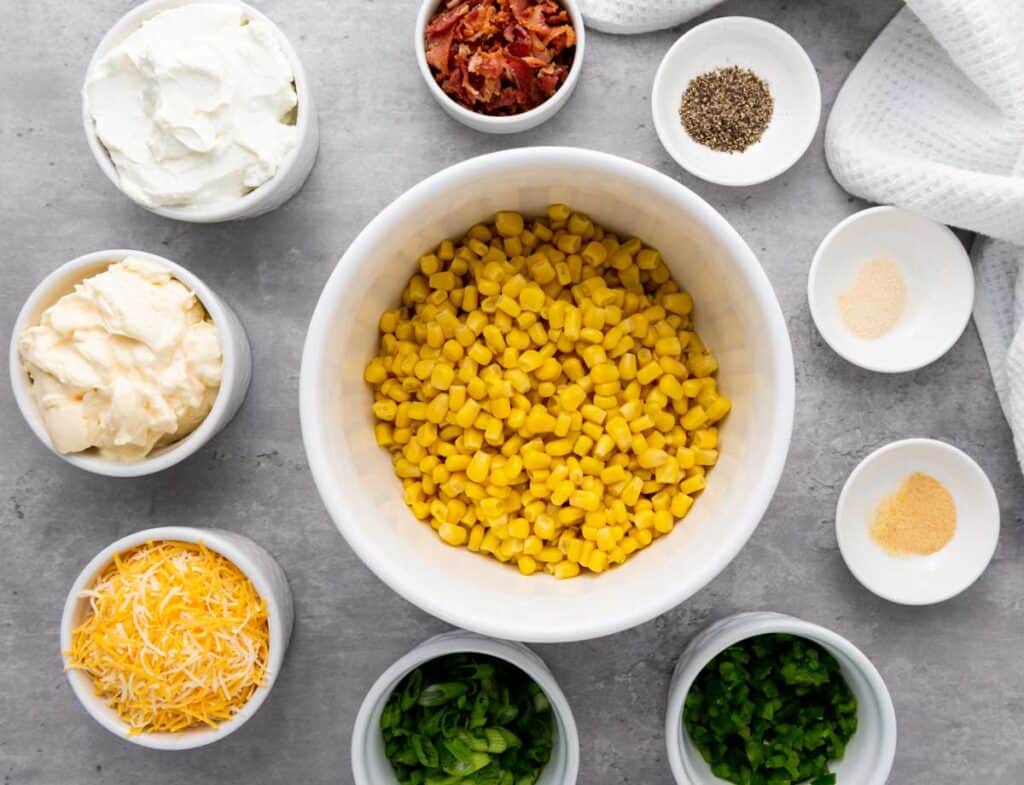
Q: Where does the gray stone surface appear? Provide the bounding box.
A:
[2,0,1023,783]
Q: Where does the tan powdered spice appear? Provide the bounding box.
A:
[837,258,907,339]
[870,472,956,556]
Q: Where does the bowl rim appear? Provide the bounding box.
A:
[414,0,586,132]
[300,146,795,642]
[651,15,822,187]
[665,611,897,785]
[9,248,246,477]
[807,205,975,373]
[835,437,1000,605]
[351,631,580,785]
[59,526,290,750]
[81,0,314,222]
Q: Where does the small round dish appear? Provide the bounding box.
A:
[808,206,974,373]
[352,630,579,785]
[414,0,585,134]
[9,249,252,477]
[83,0,319,223]
[60,526,294,750]
[652,16,821,187]
[666,612,896,785]
[836,439,999,605]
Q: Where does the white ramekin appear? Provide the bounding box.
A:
[352,631,580,785]
[300,146,795,643]
[10,249,252,477]
[415,0,585,134]
[60,526,294,750]
[82,0,319,222]
[666,612,897,785]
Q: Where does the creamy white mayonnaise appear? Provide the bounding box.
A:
[85,3,299,208]
[19,257,223,461]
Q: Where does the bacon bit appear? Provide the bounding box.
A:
[424,0,576,116]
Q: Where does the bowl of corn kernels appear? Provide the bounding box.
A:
[301,147,794,642]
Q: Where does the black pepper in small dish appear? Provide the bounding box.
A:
[424,0,577,116]
[679,66,774,153]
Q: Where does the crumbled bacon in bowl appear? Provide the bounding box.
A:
[425,0,577,116]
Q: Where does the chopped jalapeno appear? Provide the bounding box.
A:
[684,634,858,785]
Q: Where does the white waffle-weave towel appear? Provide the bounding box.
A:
[825,0,1024,467]
[578,0,723,34]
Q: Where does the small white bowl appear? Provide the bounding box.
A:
[666,612,896,785]
[808,206,974,373]
[83,0,319,222]
[652,17,821,186]
[9,249,252,477]
[414,0,585,134]
[352,630,579,785]
[836,439,999,606]
[60,526,294,750]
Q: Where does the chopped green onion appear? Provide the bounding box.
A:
[382,654,553,785]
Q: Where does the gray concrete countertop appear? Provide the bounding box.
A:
[3,1,1022,783]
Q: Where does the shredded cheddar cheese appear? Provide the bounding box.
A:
[66,540,270,734]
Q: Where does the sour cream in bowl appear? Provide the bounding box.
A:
[83,0,318,222]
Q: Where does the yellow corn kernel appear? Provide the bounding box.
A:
[637,361,663,385]
[554,561,580,579]
[588,549,608,573]
[372,399,398,421]
[607,417,632,449]
[681,405,708,431]
[681,475,706,495]
[517,555,538,576]
[569,490,601,512]
[537,546,563,564]
[582,241,607,267]
[550,480,575,505]
[494,211,524,237]
[638,448,669,469]
[688,352,719,378]
[438,522,468,546]
[694,449,718,466]
[548,203,571,222]
[466,451,491,483]
[534,514,556,540]
[705,396,731,423]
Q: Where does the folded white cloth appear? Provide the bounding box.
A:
[825,0,1024,466]
[578,0,722,34]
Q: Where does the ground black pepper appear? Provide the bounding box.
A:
[679,66,774,153]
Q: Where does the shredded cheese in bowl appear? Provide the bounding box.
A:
[65,541,270,734]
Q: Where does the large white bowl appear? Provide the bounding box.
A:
[300,147,795,643]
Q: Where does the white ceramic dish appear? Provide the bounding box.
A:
[60,526,294,750]
[652,17,821,187]
[83,0,319,223]
[301,146,795,643]
[808,206,974,373]
[352,630,579,785]
[836,438,999,605]
[414,0,585,134]
[9,249,251,477]
[666,612,897,785]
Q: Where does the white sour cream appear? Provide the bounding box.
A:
[85,3,299,208]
